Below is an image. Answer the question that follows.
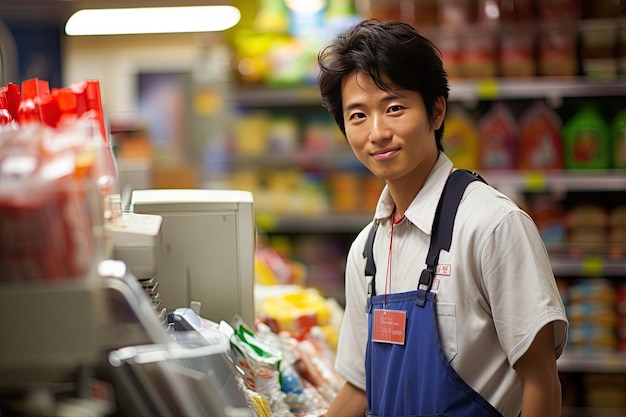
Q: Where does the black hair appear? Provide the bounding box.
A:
[317,19,449,150]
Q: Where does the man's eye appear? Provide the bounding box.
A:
[389,105,403,113]
[349,112,365,120]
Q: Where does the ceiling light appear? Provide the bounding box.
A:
[65,6,241,36]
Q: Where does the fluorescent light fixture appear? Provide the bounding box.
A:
[65,5,241,36]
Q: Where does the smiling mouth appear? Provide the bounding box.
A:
[372,148,399,159]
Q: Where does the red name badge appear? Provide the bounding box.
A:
[372,309,407,345]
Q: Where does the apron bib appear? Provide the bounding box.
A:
[362,170,502,417]
[365,291,502,417]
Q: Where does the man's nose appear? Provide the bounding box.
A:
[369,114,391,142]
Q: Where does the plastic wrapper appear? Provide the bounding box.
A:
[293,338,344,404]
[255,240,308,286]
[243,386,273,417]
[255,323,330,415]
[0,83,20,126]
[0,122,101,282]
[259,287,332,338]
[219,320,295,417]
[0,78,117,283]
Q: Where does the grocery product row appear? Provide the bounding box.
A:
[527,193,626,257]
[361,0,614,27]
[560,278,626,354]
[219,96,626,220]
[364,1,626,79]
[423,100,626,171]
[231,0,626,86]
[558,277,626,414]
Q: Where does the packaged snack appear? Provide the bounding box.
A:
[0,83,20,125]
[529,195,566,248]
[566,204,609,255]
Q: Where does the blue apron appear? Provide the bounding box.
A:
[362,170,503,417]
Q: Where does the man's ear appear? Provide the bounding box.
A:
[433,96,447,130]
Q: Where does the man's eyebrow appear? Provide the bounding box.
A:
[343,93,406,113]
[343,101,363,113]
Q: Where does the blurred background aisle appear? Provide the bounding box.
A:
[1,1,626,415]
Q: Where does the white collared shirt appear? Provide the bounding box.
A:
[335,152,568,417]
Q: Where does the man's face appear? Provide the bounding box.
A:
[341,71,445,187]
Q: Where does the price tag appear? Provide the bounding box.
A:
[524,172,547,191]
[476,79,499,99]
[581,257,604,276]
[256,213,278,232]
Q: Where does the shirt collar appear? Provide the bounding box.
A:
[373,152,454,235]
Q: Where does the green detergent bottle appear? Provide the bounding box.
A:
[610,108,626,169]
[563,106,610,170]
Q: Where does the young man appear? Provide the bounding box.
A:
[316,20,568,417]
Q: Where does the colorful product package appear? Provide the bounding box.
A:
[563,106,611,170]
[0,78,115,283]
[517,101,564,170]
[478,102,518,170]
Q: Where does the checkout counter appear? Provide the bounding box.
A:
[0,189,256,416]
[0,72,260,416]
[0,187,254,417]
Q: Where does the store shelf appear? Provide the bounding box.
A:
[231,85,323,108]
[258,213,624,274]
[562,407,626,417]
[550,254,626,277]
[229,149,360,170]
[449,77,626,104]
[231,78,626,108]
[256,213,372,234]
[232,158,625,194]
[483,170,626,193]
[558,352,626,373]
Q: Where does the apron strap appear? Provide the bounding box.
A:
[363,220,379,294]
[362,170,487,307]
[416,169,486,306]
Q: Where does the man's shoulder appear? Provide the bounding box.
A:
[457,180,532,232]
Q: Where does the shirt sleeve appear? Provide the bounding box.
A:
[333,227,372,391]
[478,210,569,367]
